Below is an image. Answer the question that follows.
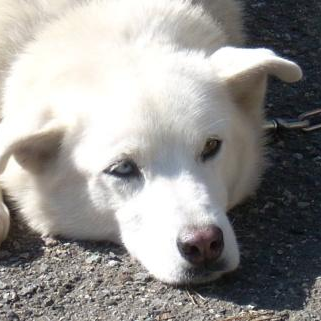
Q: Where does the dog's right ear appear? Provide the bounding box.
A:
[0,124,65,175]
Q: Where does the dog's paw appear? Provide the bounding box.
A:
[0,201,10,245]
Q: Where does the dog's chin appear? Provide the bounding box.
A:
[157,259,229,285]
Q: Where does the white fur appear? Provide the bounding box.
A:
[0,0,301,284]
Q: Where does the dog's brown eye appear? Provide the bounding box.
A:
[201,138,222,162]
[105,159,141,179]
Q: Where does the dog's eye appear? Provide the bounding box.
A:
[105,159,141,178]
[201,138,222,162]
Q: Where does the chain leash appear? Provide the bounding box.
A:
[263,108,321,132]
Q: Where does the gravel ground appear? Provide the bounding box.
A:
[1,0,321,320]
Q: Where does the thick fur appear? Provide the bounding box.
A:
[0,0,301,284]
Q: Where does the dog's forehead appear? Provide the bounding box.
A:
[96,54,229,126]
[86,69,230,144]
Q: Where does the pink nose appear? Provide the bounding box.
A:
[177,225,224,265]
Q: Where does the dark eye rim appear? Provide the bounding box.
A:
[104,159,141,179]
[200,137,222,162]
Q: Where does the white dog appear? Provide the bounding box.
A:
[0,0,301,284]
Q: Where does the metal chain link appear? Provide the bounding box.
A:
[263,108,321,132]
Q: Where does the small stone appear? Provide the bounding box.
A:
[43,237,59,247]
[105,299,117,306]
[297,202,310,208]
[39,263,49,273]
[218,308,226,315]
[277,250,284,255]
[245,303,257,310]
[135,273,152,282]
[85,254,102,264]
[19,285,37,296]
[3,291,18,303]
[260,201,275,213]
[44,298,54,307]
[0,281,9,290]
[107,260,119,267]
[7,311,20,321]
[284,33,292,41]
[293,153,303,160]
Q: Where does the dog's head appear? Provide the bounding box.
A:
[0,46,301,284]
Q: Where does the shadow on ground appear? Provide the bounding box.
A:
[0,216,45,267]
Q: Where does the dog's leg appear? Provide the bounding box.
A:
[0,187,10,245]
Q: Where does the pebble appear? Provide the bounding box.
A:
[85,254,102,264]
[293,153,304,160]
[135,273,152,282]
[43,238,59,247]
[109,252,117,259]
[0,281,9,290]
[19,285,38,297]
[297,202,310,208]
[3,291,18,303]
[44,298,54,307]
[39,263,49,273]
[284,33,292,41]
[107,260,120,267]
[7,311,20,321]
[245,304,257,310]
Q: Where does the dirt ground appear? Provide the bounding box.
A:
[0,0,320,320]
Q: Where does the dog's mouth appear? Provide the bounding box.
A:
[178,259,228,285]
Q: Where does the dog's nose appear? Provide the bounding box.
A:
[177,225,224,266]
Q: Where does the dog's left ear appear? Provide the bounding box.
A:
[0,123,65,175]
[210,47,302,115]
